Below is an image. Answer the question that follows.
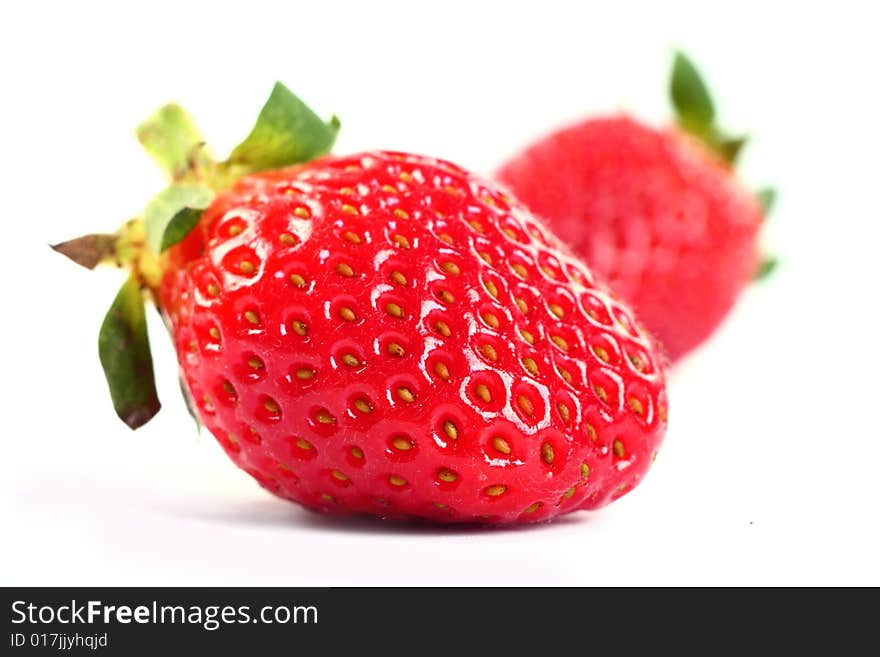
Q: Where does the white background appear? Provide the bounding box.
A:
[2,1,878,585]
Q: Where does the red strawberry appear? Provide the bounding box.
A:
[496,53,773,361]
[54,86,668,523]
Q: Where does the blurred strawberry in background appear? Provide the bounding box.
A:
[496,52,774,362]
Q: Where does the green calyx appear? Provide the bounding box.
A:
[136,103,213,183]
[754,256,778,281]
[670,51,779,280]
[226,82,340,172]
[98,275,161,429]
[52,82,340,430]
[138,83,340,256]
[670,51,748,166]
[143,184,214,253]
[756,187,776,215]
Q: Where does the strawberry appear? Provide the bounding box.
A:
[53,85,668,523]
[496,53,774,361]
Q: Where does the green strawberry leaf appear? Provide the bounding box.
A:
[136,104,212,182]
[226,82,340,172]
[716,134,748,165]
[754,256,778,281]
[670,51,716,137]
[99,276,161,429]
[670,52,750,165]
[51,233,118,270]
[159,207,204,252]
[143,184,214,252]
[756,187,777,216]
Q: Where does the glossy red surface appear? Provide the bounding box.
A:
[159,151,668,523]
